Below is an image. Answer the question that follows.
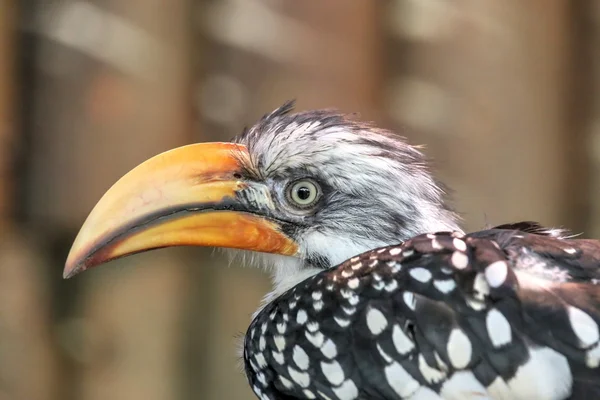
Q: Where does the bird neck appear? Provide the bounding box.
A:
[267,256,321,300]
[251,207,463,317]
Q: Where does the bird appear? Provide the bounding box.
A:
[64,101,600,400]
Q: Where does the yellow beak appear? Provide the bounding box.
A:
[63,142,299,278]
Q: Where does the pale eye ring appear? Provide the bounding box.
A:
[286,179,321,209]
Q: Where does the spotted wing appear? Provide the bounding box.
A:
[244,231,600,400]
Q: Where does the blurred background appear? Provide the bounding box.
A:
[0,0,599,399]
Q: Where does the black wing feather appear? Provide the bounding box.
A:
[245,227,600,400]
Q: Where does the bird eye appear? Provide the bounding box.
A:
[286,179,321,209]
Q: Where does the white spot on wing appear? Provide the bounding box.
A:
[433,279,456,293]
[274,335,286,351]
[272,351,284,364]
[307,321,319,332]
[296,309,308,325]
[373,280,385,290]
[293,345,310,370]
[347,278,360,289]
[341,306,356,315]
[321,338,338,359]
[332,380,358,400]
[465,298,486,311]
[255,353,267,368]
[277,322,287,334]
[351,262,363,270]
[486,308,512,347]
[384,362,420,398]
[385,280,398,292]
[409,267,432,283]
[313,300,324,311]
[389,247,402,256]
[321,360,345,385]
[568,306,600,348]
[485,261,509,288]
[507,347,572,400]
[306,331,325,347]
[473,273,490,300]
[259,336,266,350]
[253,385,263,398]
[279,375,293,389]
[586,342,600,368]
[288,366,310,388]
[335,316,351,328]
[257,372,267,385]
[389,262,402,272]
[452,238,467,252]
[303,389,316,399]
[366,308,388,335]
[392,324,415,354]
[451,251,469,269]
[446,328,472,369]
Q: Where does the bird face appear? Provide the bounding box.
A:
[64,102,461,297]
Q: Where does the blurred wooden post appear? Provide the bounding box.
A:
[197,1,382,399]
[0,2,61,400]
[74,1,194,399]
[0,235,59,400]
[448,0,572,229]
[384,0,573,231]
[588,0,600,237]
[0,0,15,228]
[24,0,195,399]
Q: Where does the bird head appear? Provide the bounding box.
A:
[64,101,462,301]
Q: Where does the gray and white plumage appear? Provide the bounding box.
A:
[231,101,461,302]
[226,102,600,400]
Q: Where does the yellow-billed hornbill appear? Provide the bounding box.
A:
[64,101,600,400]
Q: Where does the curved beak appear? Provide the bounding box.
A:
[63,142,299,279]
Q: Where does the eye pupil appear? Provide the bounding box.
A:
[296,186,311,200]
[286,178,321,210]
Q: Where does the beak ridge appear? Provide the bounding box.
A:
[63,142,298,278]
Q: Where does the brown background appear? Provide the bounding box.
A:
[1,1,599,399]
